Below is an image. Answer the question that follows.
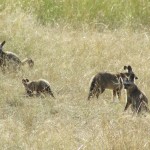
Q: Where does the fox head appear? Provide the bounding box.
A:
[22,78,30,86]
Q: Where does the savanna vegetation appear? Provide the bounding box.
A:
[0,0,150,149]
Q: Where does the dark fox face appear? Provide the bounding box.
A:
[124,82,133,89]
[22,78,32,94]
[121,73,135,83]
[22,78,30,86]
[123,74,136,89]
[129,73,136,82]
[124,65,138,80]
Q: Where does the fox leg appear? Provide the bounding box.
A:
[113,90,118,102]
[124,97,132,111]
[46,87,55,98]
[117,89,122,101]
[96,88,105,99]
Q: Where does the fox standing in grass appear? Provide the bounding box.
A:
[0,41,34,72]
[88,66,138,101]
[22,78,55,98]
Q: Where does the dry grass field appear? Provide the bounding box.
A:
[1,4,150,150]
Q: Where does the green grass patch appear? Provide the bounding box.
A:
[1,0,150,27]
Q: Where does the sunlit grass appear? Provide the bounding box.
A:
[0,3,150,150]
[1,0,150,27]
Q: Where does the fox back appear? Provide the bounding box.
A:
[90,72,122,91]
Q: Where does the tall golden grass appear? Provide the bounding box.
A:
[0,3,150,150]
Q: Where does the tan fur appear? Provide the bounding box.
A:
[22,78,55,98]
[5,52,34,71]
[88,66,138,101]
[88,72,127,101]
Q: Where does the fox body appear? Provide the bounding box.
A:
[22,78,55,98]
[88,72,126,101]
[124,74,149,114]
[0,41,34,71]
[5,51,34,70]
[88,65,138,101]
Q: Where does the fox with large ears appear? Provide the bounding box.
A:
[124,73,149,114]
[0,41,34,72]
[88,66,138,101]
[22,78,55,98]
[88,72,127,101]
[124,65,138,81]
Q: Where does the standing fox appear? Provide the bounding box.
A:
[22,78,55,98]
[88,66,138,101]
[0,41,34,72]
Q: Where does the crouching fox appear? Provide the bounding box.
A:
[22,78,55,98]
[0,41,34,72]
[88,66,138,101]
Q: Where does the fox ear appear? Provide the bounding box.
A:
[124,66,128,70]
[25,79,29,82]
[1,41,6,47]
[22,79,26,84]
[127,65,132,72]
[22,79,29,83]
